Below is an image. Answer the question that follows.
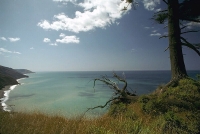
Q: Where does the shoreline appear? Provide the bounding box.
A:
[0,85,11,111]
[0,76,29,112]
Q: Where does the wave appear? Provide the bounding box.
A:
[1,85,18,112]
[17,78,26,82]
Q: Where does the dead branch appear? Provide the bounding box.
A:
[164,46,169,52]
[159,35,168,39]
[85,72,137,114]
[84,97,120,114]
[162,0,168,5]
[181,30,199,35]
[180,25,188,30]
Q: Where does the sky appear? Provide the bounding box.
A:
[0,0,199,72]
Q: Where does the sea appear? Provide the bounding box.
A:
[1,70,199,118]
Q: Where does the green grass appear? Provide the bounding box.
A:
[0,78,200,134]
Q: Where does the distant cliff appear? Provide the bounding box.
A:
[15,69,34,74]
[0,65,28,79]
[0,65,32,89]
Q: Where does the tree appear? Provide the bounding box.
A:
[86,0,200,112]
[151,0,200,82]
[85,72,137,113]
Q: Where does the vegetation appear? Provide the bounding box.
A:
[0,65,30,89]
[0,65,28,79]
[151,0,200,81]
[1,78,199,134]
[0,74,18,89]
[1,1,199,133]
[153,0,200,80]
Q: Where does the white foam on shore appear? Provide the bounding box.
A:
[0,76,29,112]
[17,78,26,82]
[1,85,18,112]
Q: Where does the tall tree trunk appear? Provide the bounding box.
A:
[168,0,187,80]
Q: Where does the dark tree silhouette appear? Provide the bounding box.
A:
[148,0,200,84]
[86,0,200,112]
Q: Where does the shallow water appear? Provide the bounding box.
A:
[3,71,200,118]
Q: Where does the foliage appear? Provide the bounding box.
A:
[196,74,200,81]
[153,12,168,24]
[1,78,200,134]
[138,78,200,133]
[0,74,18,89]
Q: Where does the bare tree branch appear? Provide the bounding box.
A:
[113,73,127,91]
[163,25,168,29]
[85,97,120,113]
[180,25,188,30]
[181,30,199,35]
[93,78,121,93]
[159,35,168,39]
[180,18,200,23]
[162,0,168,5]
[155,10,168,14]
[85,72,137,115]
[181,37,200,56]
[164,46,169,52]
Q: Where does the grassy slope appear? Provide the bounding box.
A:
[0,78,200,134]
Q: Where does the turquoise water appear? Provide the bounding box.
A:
[4,71,200,118]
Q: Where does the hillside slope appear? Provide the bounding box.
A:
[15,69,34,74]
[0,65,28,79]
[0,74,19,89]
[0,65,31,89]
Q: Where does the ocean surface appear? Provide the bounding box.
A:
[2,70,200,118]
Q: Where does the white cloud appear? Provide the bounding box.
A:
[13,51,21,54]
[150,33,161,36]
[53,0,76,2]
[143,0,160,11]
[152,30,157,33]
[144,27,150,29]
[131,49,135,53]
[43,38,51,43]
[59,33,66,38]
[56,35,79,44]
[144,26,154,29]
[155,8,161,12]
[163,32,168,35]
[1,37,7,41]
[0,48,21,54]
[38,0,131,33]
[30,47,34,49]
[50,43,58,46]
[186,22,200,29]
[8,37,20,42]
[0,48,12,53]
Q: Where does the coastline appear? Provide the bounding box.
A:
[0,78,26,111]
[0,86,11,111]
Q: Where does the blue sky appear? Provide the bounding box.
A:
[0,0,199,71]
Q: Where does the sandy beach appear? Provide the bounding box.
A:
[0,86,11,111]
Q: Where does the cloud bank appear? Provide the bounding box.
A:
[0,37,7,41]
[0,48,21,54]
[8,37,20,42]
[56,33,79,44]
[38,0,131,33]
[43,33,79,46]
[43,38,51,43]
[186,22,200,29]
[142,0,160,11]
[1,37,21,42]
[150,33,161,36]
